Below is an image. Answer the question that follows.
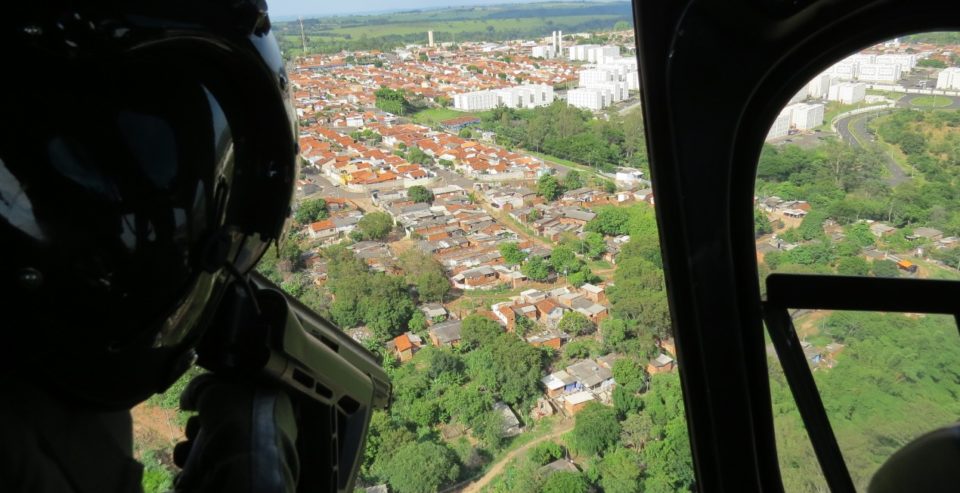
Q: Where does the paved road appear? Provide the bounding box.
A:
[835,112,909,187]
[897,93,960,109]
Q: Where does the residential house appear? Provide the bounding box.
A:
[870,222,897,237]
[493,401,522,437]
[909,227,944,242]
[566,359,614,391]
[526,331,568,349]
[390,332,423,362]
[428,319,463,348]
[541,370,578,398]
[647,353,675,374]
[534,299,565,326]
[538,459,580,478]
[579,283,606,304]
[562,391,596,415]
[420,303,448,322]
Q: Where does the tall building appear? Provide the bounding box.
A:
[532,45,555,58]
[558,31,563,55]
[806,73,834,99]
[936,67,960,90]
[428,31,434,47]
[453,90,500,111]
[766,113,792,140]
[857,62,901,82]
[783,103,825,130]
[827,82,866,104]
[453,85,555,111]
[567,88,609,110]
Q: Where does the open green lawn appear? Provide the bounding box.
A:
[410,107,493,127]
[910,95,953,108]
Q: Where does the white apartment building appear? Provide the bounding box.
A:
[567,87,609,110]
[568,45,620,63]
[592,57,641,90]
[579,68,613,85]
[783,103,825,130]
[584,81,628,102]
[936,67,960,90]
[532,45,556,59]
[766,113,792,140]
[826,61,859,80]
[568,44,599,61]
[453,84,555,111]
[453,90,500,111]
[824,53,913,82]
[876,53,917,72]
[498,84,555,109]
[857,62,901,82]
[806,73,834,99]
[827,82,866,104]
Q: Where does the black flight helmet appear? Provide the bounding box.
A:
[0,1,298,408]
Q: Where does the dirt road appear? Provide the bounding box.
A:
[460,418,575,493]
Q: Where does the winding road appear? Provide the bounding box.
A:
[457,418,575,493]
[834,111,909,187]
[896,93,960,109]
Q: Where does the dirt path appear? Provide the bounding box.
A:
[461,418,575,493]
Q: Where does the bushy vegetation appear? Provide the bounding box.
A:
[483,102,648,172]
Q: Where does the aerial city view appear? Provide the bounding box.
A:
[133,2,960,492]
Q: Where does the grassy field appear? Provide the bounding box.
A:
[326,16,623,40]
[865,89,904,101]
[410,107,494,127]
[910,95,953,108]
[524,149,606,180]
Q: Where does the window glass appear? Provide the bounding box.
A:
[760,33,960,491]
[136,2,697,493]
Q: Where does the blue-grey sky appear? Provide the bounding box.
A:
[267,0,601,20]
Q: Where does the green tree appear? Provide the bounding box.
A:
[460,314,503,349]
[836,256,870,276]
[582,232,607,259]
[529,441,565,465]
[563,170,584,191]
[408,185,434,203]
[380,441,460,493]
[295,198,328,224]
[550,245,581,275]
[614,20,631,31]
[586,207,632,236]
[599,448,642,493]
[755,208,772,238]
[406,146,434,165]
[871,259,900,278]
[409,310,428,332]
[398,250,449,302]
[375,87,411,115]
[620,413,655,449]
[466,334,545,407]
[459,127,473,138]
[499,242,528,265]
[557,311,595,336]
[571,402,621,456]
[357,211,394,241]
[538,174,562,201]
[522,256,551,281]
[541,472,588,493]
[360,273,416,339]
